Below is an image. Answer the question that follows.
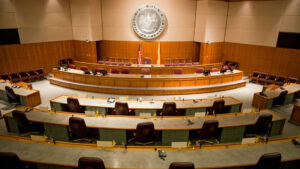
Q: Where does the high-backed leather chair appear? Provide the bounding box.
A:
[98,60,104,64]
[266,74,276,84]
[111,68,119,74]
[12,110,31,134]
[141,68,150,75]
[258,73,268,84]
[80,66,89,72]
[0,152,24,169]
[286,77,297,84]
[162,102,180,116]
[273,90,288,106]
[207,100,225,115]
[198,120,219,144]
[255,152,281,169]
[144,57,151,64]
[135,122,155,144]
[251,72,261,83]
[60,59,68,66]
[169,162,195,169]
[211,68,219,72]
[121,68,130,74]
[275,76,286,86]
[113,102,133,115]
[19,72,30,82]
[27,70,38,81]
[69,117,90,142]
[196,68,204,74]
[69,64,76,69]
[9,73,21,83]
[36,68,45,80]
[174,68,183,74]
[246,114,273,137]
[5,86,20,104]
[0,73,10,81]
[67,58,73,64]
[67,97,85,113]
[78,157,106,169]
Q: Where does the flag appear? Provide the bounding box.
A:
[157,41,161,65]
[138,43,142,64]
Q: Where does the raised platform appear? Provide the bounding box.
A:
[50,77,246,95]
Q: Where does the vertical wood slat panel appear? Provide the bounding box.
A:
[223,42,300,81]
[199,42,224,64]
[99,41,200,64]
[0,40,75,74]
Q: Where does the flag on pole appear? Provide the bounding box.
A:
[157,41,161,65]
[138,43,142,64]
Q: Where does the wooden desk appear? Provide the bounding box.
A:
[74,60,223,75]
[0,81,41,107]
[50,68,246,95]
[50,95,242,115]
[252,84,300,110]
[0,136,299,169]
[4,108,285,145]
[290,103,300,125]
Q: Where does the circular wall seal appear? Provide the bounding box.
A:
[132,4,166,40]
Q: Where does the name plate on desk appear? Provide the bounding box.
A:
[31,135,47,142]
[85,111,96,116]
[241,138,256,144]
[139,113,151,118]
[195,112,206,117]
[97,141,113,147]
[144,75,152,78]
[171,142,187,148]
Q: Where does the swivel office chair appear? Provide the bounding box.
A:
[162,102,180,116]
[0,152,28,169]
[273,90,288,107]
[67,97,85,113]
[206,100,225,115]
[113,102,134,115]
[254,152,281,169]
[197,120,219,144]
[69,117,91,142]
[134,122,155,145]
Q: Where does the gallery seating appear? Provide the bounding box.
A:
[250,71,297,86]
[18,72,30,82]
[9,73,21,83]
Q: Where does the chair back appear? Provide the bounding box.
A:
[121,68,130,74]
[253,72,260,77]
[36,68,44,75]
[19,72,28,77]
[0,152,22,169]
[274,90,288,105]
[196,68,204,74]
[60,59,68,66]
[69,64,76,69]
[141,68,150,75]
[111,68,119,74]
[79,157,106,169]
[67,58,73,64]
[9,73,19,79]
[254,114,273,135]
[135,122,155,143]
[67,97,83,113]
[80,66,88,72]
[276,76,286,82]
[259,73,268,79]
[144,57,151,64]
[174,68,183,74]
[162,102,178,116]
[0,74,10,80]
[199,120,219,140]
[267,74,276,80]
[211,68,219,72]
[114,102,130,115]
[212,100,225,114]
[169,162,195,169]
[12,110,30,131]
[5,86,19,102]
[255,152,281,169]
[287,77,297,83]
[69,117,87,138]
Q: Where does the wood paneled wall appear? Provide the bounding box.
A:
[223,42,300,81]
[0,41,74,74]
[99,41,200,64]
[199,42,224,64]
[73,40,98,63]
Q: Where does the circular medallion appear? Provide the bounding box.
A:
[132,4,166,39]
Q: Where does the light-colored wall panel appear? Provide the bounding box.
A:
[226,0,300,47]
[102,0,196,41]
